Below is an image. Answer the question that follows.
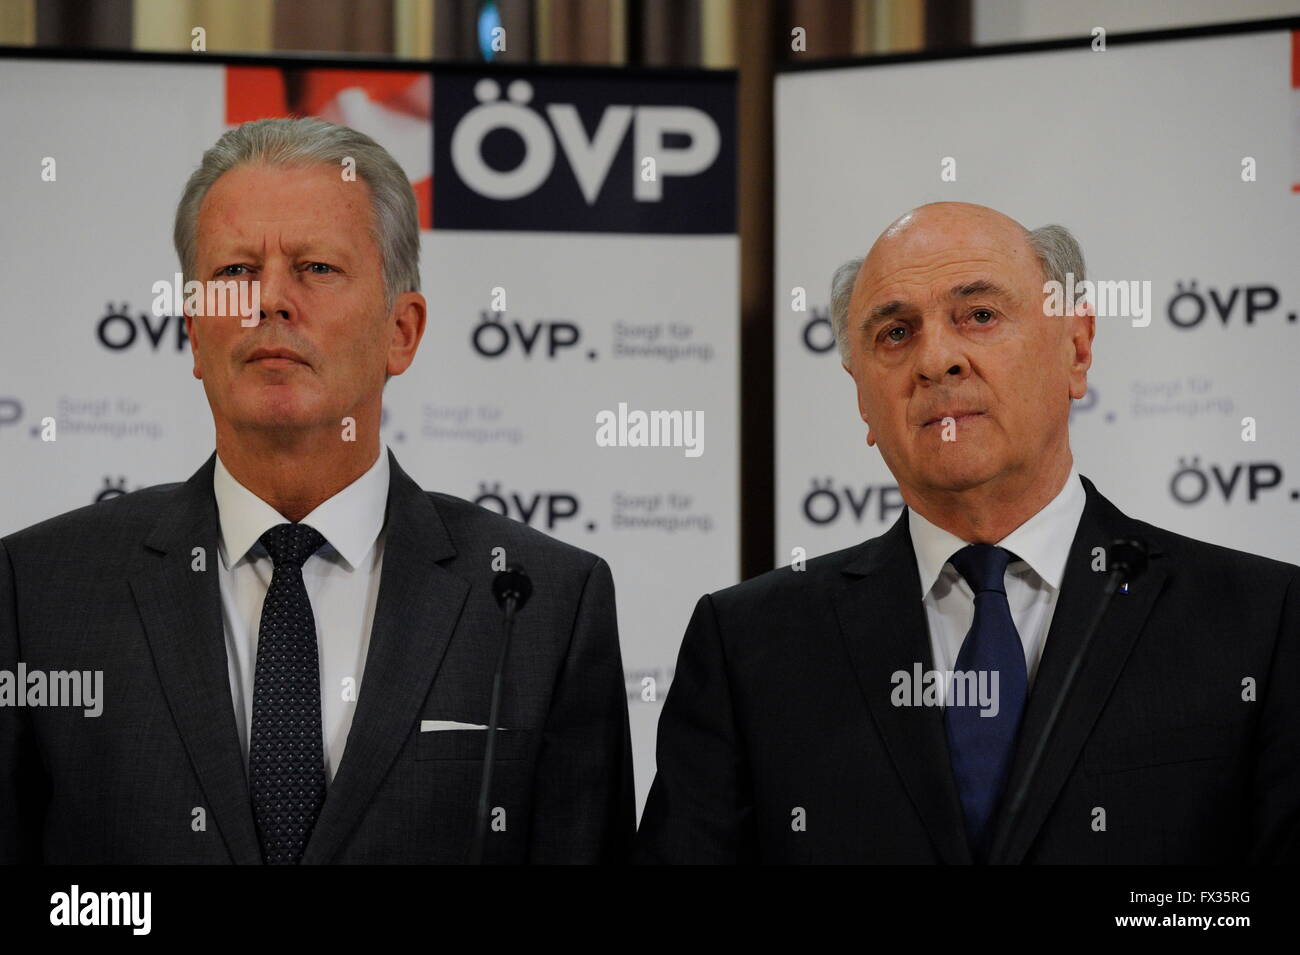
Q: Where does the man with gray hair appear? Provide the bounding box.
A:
[1,118,634,864]
[638,201,1299,864]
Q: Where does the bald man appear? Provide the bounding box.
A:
[636,203,1300,864]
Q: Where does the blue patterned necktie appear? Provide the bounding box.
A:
[943,544,1028,863]
[250,522,328,865]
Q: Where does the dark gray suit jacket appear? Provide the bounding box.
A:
[637,476,1300,863]
[0,450,634,863]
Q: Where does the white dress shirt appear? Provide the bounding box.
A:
[213,447,390,785]
[907,467,1086,698]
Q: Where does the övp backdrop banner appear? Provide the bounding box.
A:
[0,53,738,814]
[775,24,1299,567]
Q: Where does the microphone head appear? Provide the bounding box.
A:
[1107,538,1149,584]
[492,564,533,611]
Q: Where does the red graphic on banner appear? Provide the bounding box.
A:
[1292,31,1299,194]
[224,67,433,227]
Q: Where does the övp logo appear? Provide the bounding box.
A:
[453,78,718,202]
[435,74,735,233]
[474,482,589,531]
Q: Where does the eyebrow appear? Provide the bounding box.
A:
[859,280,1012,335]
[205,238,354,262]
[860,302,908,339]
[951,280,1010,299]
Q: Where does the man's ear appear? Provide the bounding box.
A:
[184,310,202,380]
[1067,301,1095,399]
[385,291,427,378]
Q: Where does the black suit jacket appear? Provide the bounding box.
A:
[0,450,634,863]
[637,476,1299,863]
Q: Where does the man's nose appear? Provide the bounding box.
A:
[254,262,295,323]
[913,320,970,384]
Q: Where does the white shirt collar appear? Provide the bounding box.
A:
[213,446,390,572]
[907,466,1086,599]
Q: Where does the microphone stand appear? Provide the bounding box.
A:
[987,539,1147,864]
[468,566,531,865]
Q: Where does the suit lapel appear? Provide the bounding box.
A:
[129,453,263,864]
[302,451,468,864]
[986,477,1169,864]
[833,514,973,865]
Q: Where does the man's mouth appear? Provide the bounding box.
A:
[922,411,985,428]
[246,347,308,367]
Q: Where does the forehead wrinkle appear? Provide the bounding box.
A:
[869,247,1010,284]
[200,163,373,244]
[856,252,1012,314]
[200,232,350,263]
[201,207,356,262]
[948,280,1021,308]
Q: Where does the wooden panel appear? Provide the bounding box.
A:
[273,0,395,54]
[395,0,434,58]
[786,0,854,59]
[642,0,698,67]
[737,0,775,576]
[36,0,132,48]
[0,0,36,45]
[544,0,611,64]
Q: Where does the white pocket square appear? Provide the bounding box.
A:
[420,720,507,732]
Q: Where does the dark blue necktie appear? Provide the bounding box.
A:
[250,522,328,865]
[943,544,1028,862]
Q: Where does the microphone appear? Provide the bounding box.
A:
[492,567,533,612]
[468,564,533,865]
[988,538,1149,863]
[1105,538,1148,586]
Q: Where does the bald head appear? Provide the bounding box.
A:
[831,204,1085,363]
[878,201,1028,242]
[835,201,1095,520]
[872,203,1037,277]
[853,204,1042,346]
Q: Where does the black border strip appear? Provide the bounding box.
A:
[0,42,735,83]
[777,14,1300,73]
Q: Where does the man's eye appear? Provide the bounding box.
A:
[218,265,249,277]
[305,262,335,274]
[883,325,909,344]
[970,309,995,324]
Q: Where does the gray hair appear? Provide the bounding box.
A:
[830,223,1086,362]
[830,257,864,362]
[1026,223,1086,306]
[173,117,420,309]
